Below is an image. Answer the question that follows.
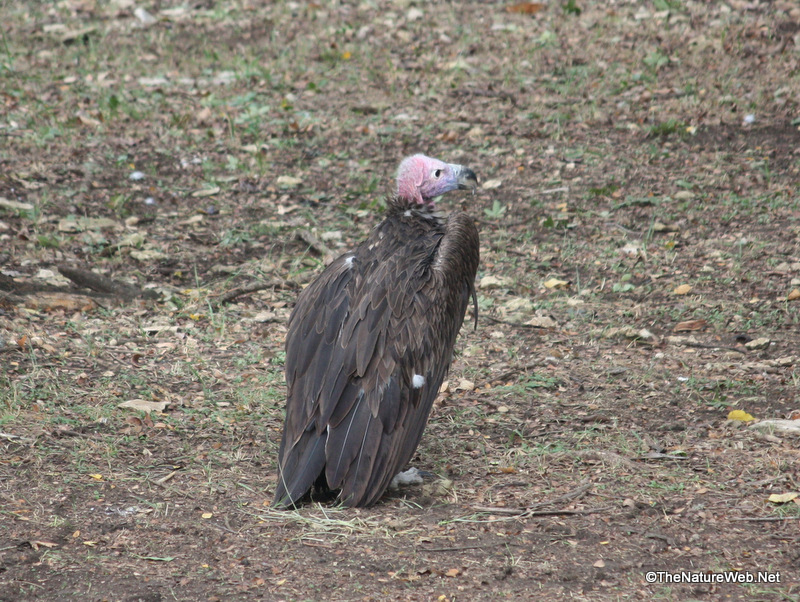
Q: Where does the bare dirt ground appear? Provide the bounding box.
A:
[2,1,800,600]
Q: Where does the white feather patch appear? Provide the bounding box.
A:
[412,374,425,388]
[404,210,412,217]
[343,255,354,268]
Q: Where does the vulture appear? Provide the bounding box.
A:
[273,154,480,508]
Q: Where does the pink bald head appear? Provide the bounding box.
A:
[396,154,478,208]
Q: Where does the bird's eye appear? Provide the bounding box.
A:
[433,169,442,178]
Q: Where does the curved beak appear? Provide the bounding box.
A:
[452,164,478,192]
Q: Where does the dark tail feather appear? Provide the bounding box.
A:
[273,429,327,509]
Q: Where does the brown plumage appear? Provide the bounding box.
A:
[273,154,480,508]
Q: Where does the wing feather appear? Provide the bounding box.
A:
[274,210,479,508]
[326,391,370,486]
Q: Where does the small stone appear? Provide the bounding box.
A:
[745,337,770,350]
[276,175,303,188]
[406,7,423,21]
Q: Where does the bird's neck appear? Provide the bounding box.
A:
[387,196,446,222]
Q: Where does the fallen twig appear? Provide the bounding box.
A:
[488,361,543,384]
[58,265,158,300]
[484,315,546,329]
[729,516,800,522]
[211,278,299,307]
[421,543,526,552]
[470,506,525,516]
[524,506,613,517]
[632,452,689,461]
[530,480,592,509]
[155,471,177,485]
[473,480,594,516]
[675,341,746,355]
[472,505,613,518]
[625,528,676,546]
[49,428,104,440]
[296,229,335,264]
[0,432,36,444]
[540,186,569,195]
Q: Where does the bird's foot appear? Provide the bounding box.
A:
[389,467,432,489]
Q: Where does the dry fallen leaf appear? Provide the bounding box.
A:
[525,315,558,328]
[178,215,204,226]
[506,2,545,14]
[445,568,461,578]
[479,275,512,290]
[749,419,800,435]
[123,416,144,434]
[25,293,96,313]
[543,278,569,289]
[673,284,692,295]
[0,197,34,212]
[118,399,170,414]
[276,175,303,188]
[652,221,679,232]
[134,7,157,25]
[117,231,146,247]
[727,409,755,422]
[788,289,800,301]
[500,297,534,315]
[58,217,118,232]
[673,319,707,332]
[129,248,168,261]
[456,379,475,391]
[75,111,101,128]
[744,337,770,350]
[767,492,798,504]
[190,186,221,197]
